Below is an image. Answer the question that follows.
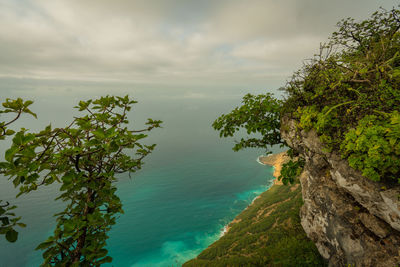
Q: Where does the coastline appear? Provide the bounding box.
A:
[221,151,289,236]
[258,151,289,186]
[183,154,320,266]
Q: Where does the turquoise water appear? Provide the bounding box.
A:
[0,87,275,266]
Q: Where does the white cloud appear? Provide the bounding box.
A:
[231,36,322,63]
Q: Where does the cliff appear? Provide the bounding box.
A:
[281,117,400,266]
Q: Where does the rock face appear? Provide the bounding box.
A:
[281,117,400,267]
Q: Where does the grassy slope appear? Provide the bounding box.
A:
[183,184,326,267]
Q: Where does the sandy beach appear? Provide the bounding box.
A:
[258,151,289,186]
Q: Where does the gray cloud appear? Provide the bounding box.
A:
[0,0,398,90]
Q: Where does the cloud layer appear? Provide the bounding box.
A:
[0,0,397,89]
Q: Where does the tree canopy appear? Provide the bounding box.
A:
[212,93,282,153]
[1,95,161,265]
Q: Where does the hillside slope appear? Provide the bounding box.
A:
[183,182,325,266]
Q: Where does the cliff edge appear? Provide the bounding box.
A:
[281,117,400,267]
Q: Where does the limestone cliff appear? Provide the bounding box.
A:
[281,117,400,267]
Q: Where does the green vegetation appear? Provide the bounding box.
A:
[213,7,400,184]
[278,157,305,185]
[0,96,161,265]
[0,98,36,242]
[287,7,400,184]
[184,184,325,267]
[341,113,400,182]
[212,93,283,153]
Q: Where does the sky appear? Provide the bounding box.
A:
[0,0,398,96]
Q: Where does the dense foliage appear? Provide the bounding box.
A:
[213,7,400,184]
[340,113,400,182]
[286,7,400,183]
[212,93,282,153]
[1,96,161,265]
[184,184,325,266]
[278,157,305,185]
[0,98,36,242]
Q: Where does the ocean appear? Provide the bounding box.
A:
[0,85,276,266]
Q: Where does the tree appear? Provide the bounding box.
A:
[2,95,161,265]
[0,98,36,242]
[212,93,304,185]
[212,93,283,154]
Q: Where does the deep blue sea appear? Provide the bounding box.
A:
[0,85,277,266]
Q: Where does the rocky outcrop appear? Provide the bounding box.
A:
[281,117,400,267]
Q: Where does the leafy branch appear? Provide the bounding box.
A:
[1,95,162,265]
[0,98,36,242]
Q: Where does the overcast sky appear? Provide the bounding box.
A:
[0,0,398,96]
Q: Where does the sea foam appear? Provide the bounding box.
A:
[257,155,266,165]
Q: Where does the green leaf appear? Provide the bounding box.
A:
[12,132,24,145]
[93,129,105,139]
[36,240,54,250]
[62,172,74,184]
[5,229,18,242]
[64,220,75,233]
[5,129,15,136]
[24,109,37,119]
[5,146,18,162]
[22,134,35,144]
[13,176,22,187]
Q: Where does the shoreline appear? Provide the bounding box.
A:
[258,151,289,186]
[220,151,288,236]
